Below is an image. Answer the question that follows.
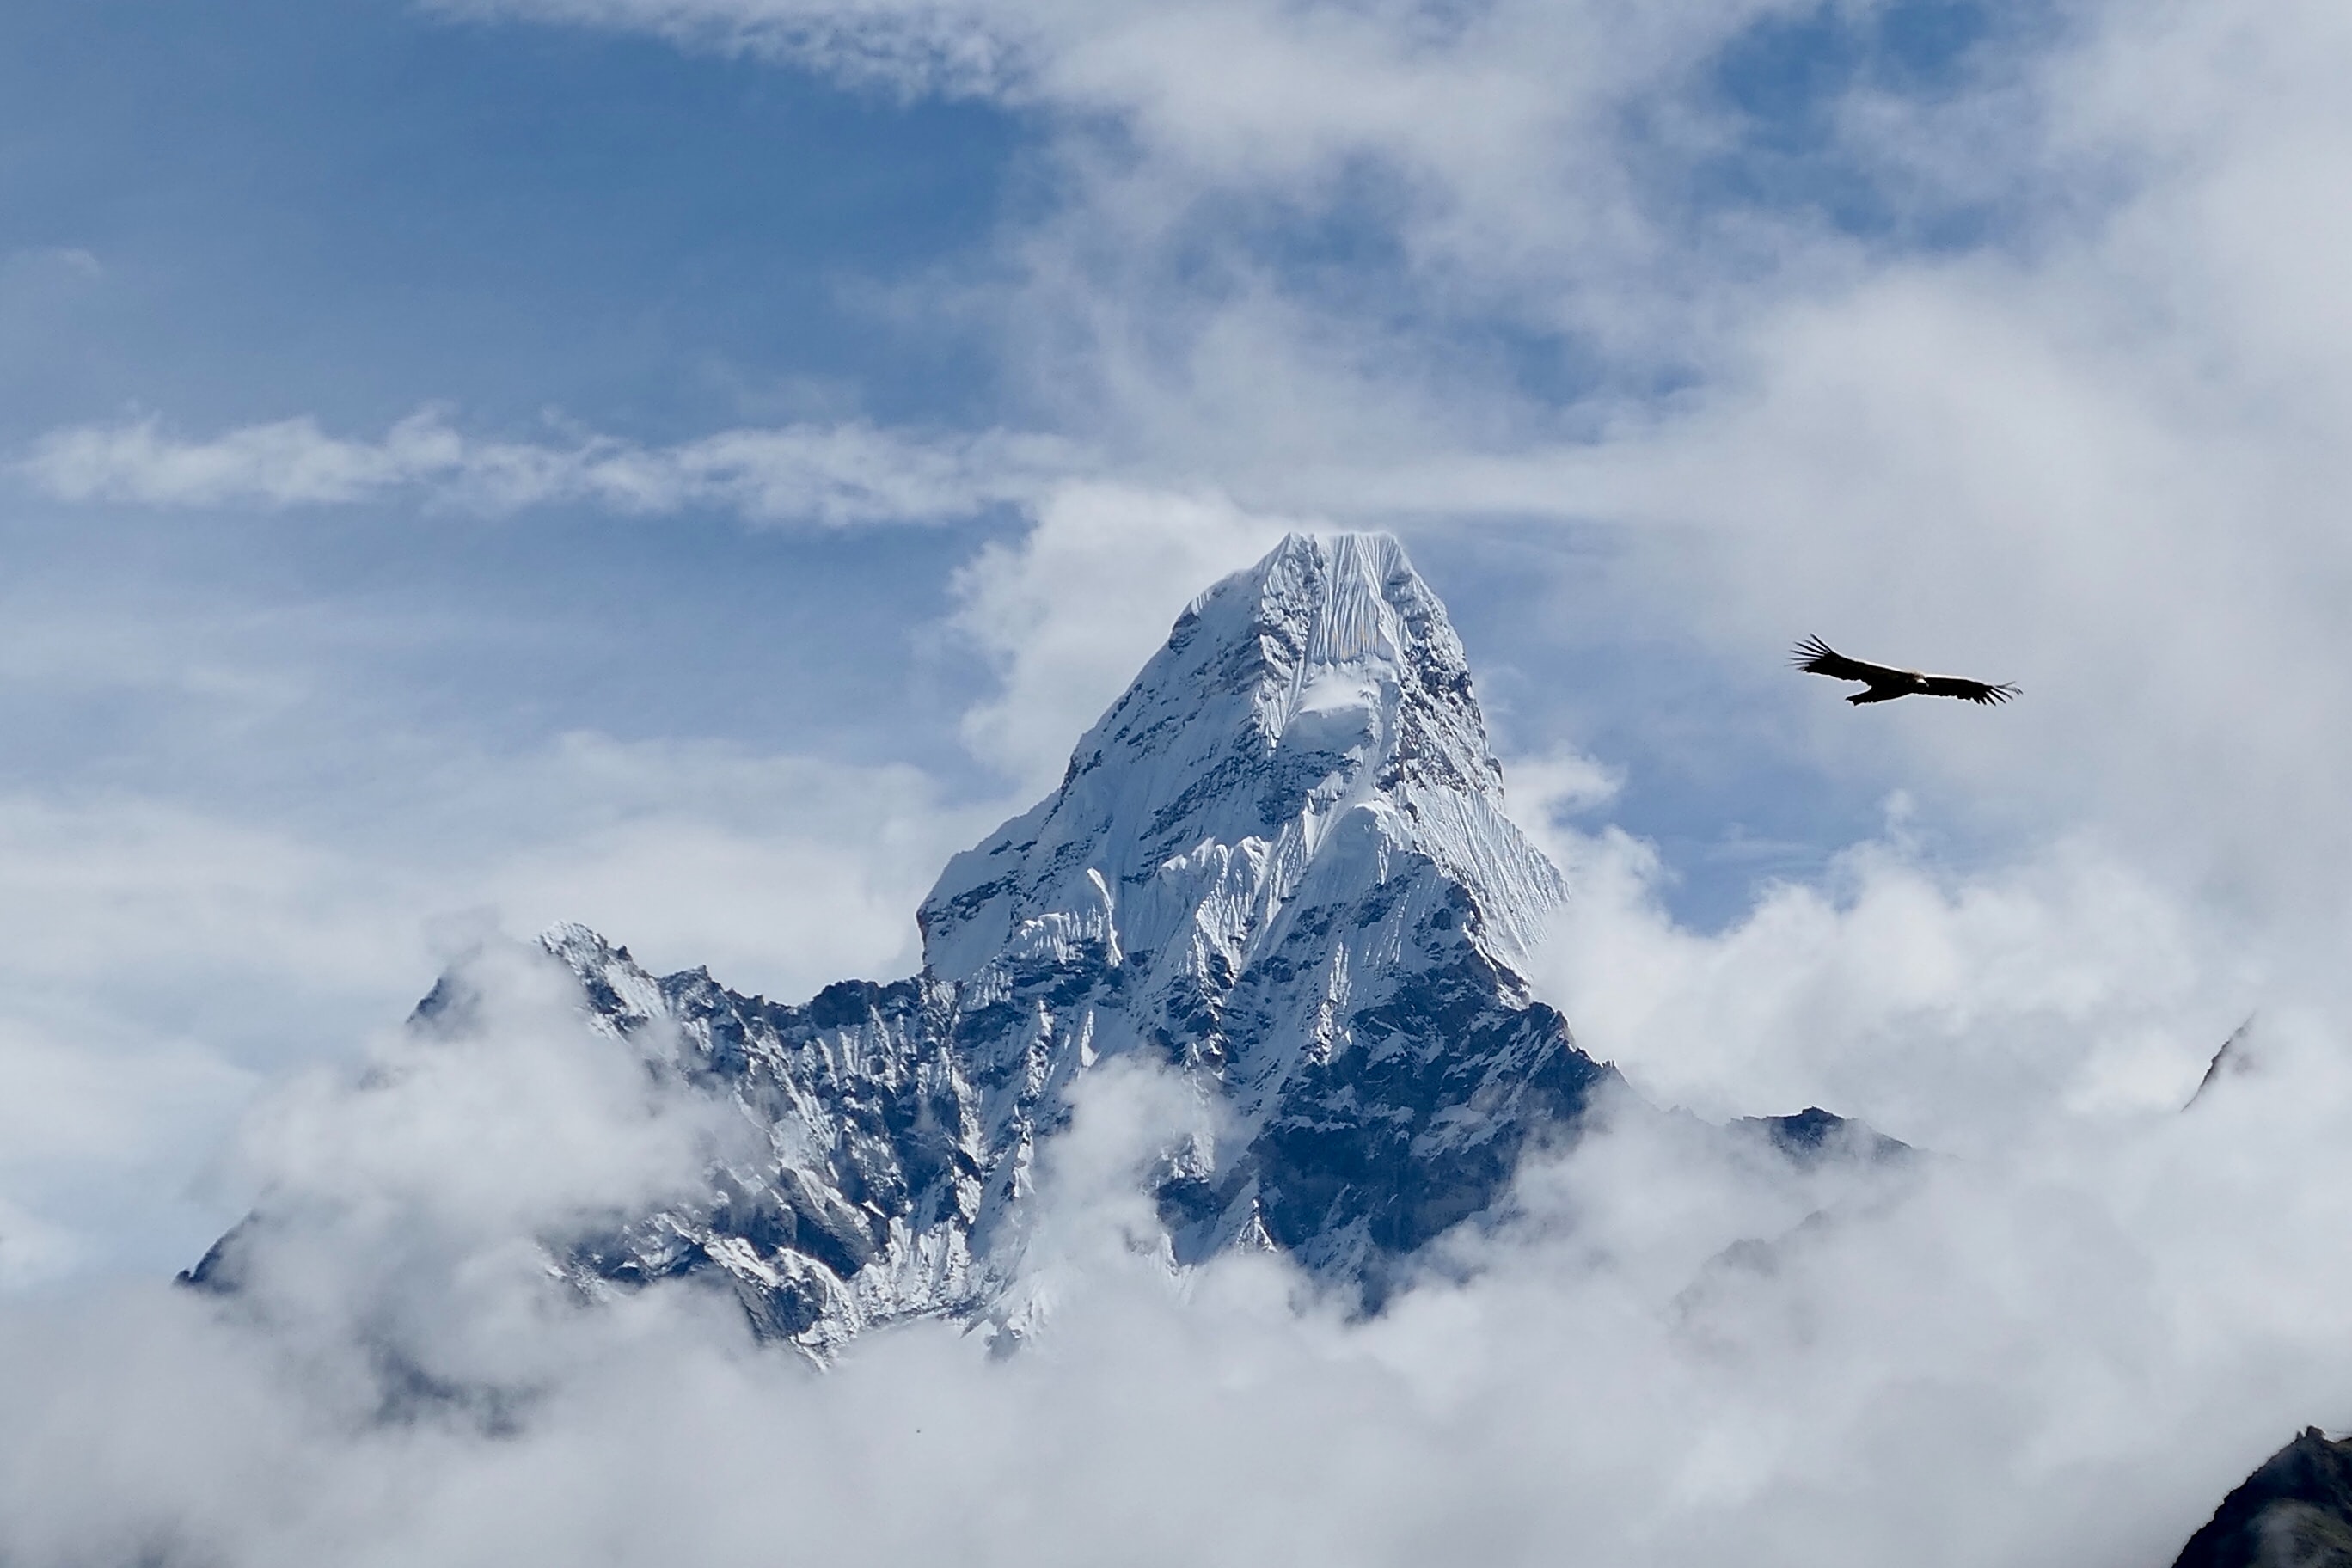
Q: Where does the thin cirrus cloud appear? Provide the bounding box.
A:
[21,409,1083,526]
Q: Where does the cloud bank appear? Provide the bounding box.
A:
[2,911,2345,1567]
[0,732,995,1288]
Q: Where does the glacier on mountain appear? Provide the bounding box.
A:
[188,531,1870,1354]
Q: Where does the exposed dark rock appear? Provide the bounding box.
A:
[1733,1106,1912,1167]
[2175,1429,2352,1568]
[2188,1017,2262,1109]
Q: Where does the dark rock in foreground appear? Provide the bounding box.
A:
[2175,1429,2352,1568]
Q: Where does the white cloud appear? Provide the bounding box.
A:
[0,732,991,1289]
[1528,238,2352,923]
[427,0,1937,416]
[21,408,1082,526]
[230,939,738,1267]
[995,0,2352,960]
[1502,744,1626,824]
[2,932,2349,1566]
[473,731,993,988]
[947,481,1294,792]
[1524,818,2246,1150]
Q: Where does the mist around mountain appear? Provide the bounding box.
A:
[4,536,2351,1567]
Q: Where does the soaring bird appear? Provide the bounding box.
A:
[1792,634,2018,706]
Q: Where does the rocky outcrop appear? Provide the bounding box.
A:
[2175,1430,2352,1568]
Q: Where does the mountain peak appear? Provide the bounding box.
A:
[1176,530,1494,791]
[918,531,1563,991]
[189,534,1914,1357]
[201,534,1622,1353]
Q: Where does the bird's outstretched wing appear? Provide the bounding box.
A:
[1919,674,2019,705]
[1790,634,1914,685]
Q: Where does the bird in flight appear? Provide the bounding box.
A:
[1791,635,2018,706]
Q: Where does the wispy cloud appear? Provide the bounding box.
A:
[428,0,1032,97]
[946,481,1295,793]
[21,409,1083,526]
[431,0,2012,398]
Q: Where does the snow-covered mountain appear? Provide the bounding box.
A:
[191,532,1855,1354]
[494,533,1618,1352]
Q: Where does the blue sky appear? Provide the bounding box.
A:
[0,0,1984,870]
[16,6,2352,1559]
[8,0,2349,1288]
[0,0,1022,433]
